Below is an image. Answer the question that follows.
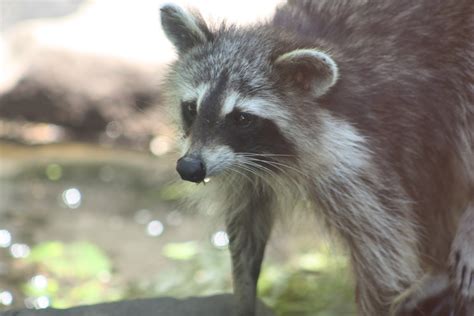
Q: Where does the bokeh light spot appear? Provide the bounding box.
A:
[62,188,82,209]
[149,136,171,156]
[35,296,50,309]
[0,291,13,306]
[211,231,229,249]
[31,275,48,290]
[146,220,164,237]
[0,230,12,248]
[10,243,31,258]
[105,121,122,139]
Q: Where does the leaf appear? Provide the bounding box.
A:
[162,242,199,261]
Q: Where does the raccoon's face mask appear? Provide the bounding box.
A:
[175,88,296,183]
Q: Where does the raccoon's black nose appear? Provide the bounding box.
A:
[176,156,206,183]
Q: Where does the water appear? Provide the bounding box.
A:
[0,142,218,310]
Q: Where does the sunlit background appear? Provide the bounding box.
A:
[0,1,355,315]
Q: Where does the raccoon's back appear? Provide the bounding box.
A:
[273,0,473,96]
[274,0,473,52]
[273,0,473,210]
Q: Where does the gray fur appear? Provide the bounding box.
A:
[160,1,474,315]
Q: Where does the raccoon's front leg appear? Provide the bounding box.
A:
[225,196,274,316]
[449,201,474,303]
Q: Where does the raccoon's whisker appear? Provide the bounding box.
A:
[235,162,266,180]
[245,161,290,182]
[250,159,298,175]
[238,159,278,178]
[227,166,254,183]
[231,159,258,175]
[238,160,287,189]
[237,153,295,158]
[234,164,275,190]
[244,157,306,178]
[240,158,304,193]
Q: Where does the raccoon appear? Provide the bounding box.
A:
[159,0,474,315]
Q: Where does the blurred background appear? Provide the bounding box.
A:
[0,1,355,315]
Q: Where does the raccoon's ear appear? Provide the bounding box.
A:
[160,4,213,53]
[275,49,339,97]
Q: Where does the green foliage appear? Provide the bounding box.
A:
[159,182,195,201]
[259,247,355,316]
[129,242,232,298]
[162,241,200,261]
[26,241,111,278]
[19,241,355,315]
[21,241,121,308]
[45,164,63,181]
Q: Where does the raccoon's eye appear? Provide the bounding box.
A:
[233,112,254,127]
[181,100,197,128]
[182,100,197,116]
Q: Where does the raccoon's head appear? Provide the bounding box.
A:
[160,4,338,183]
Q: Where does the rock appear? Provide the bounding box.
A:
[0,47,166,148]
[0,294,275,316]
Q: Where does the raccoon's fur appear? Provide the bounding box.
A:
[160,0,474,315]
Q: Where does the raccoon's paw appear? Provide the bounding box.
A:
[391,274,454,316]
[449,237,474,300]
